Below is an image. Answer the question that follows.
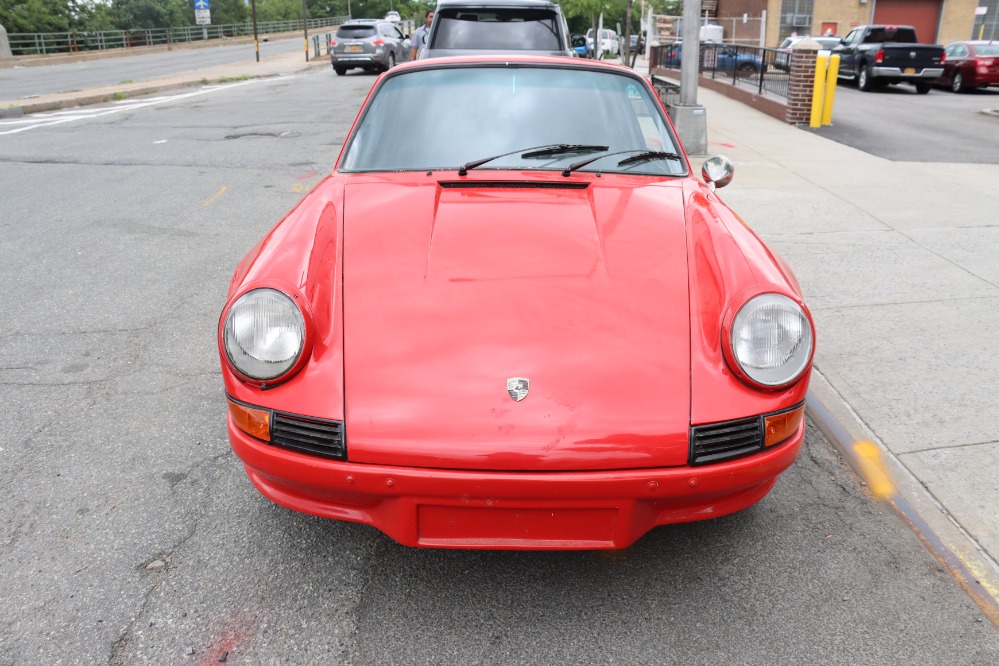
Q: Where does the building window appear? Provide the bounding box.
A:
[778,0,814,42]
[973,0,999,41]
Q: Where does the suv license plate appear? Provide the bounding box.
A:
[904,68,916,74]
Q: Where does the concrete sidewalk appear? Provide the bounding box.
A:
[5,48,999,619]
[661,71,999,617]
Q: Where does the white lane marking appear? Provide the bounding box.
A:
[0,78,271,136]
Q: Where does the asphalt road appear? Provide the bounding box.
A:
[806,79,999,163]
[0,35,308,101]
[1,69,998,663]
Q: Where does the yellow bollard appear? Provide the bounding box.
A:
[822,54,840,125]
[810,53,828,128]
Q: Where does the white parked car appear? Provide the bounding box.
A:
[586,28,619,58]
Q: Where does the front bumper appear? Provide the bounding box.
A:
[228,416,804,549]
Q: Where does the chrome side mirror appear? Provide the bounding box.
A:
[701,155,734,190]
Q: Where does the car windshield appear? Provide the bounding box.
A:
[977,44,999,56]
[337,25,377,39]
[340,65,685,176]
[430,9,561,50]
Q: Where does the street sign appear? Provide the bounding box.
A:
[194,0,211,26]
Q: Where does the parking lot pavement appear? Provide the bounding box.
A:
[633,55,999,622]
[6,48,999,624]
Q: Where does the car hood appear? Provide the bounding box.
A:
[341,175,692,470]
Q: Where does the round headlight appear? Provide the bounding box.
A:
[730,293,813,388]
[223,288,305,381]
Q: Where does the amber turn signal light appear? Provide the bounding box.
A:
[228,398,271,442]
[764,405,805,447]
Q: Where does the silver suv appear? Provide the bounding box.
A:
[331,19,410,76]
[419,0,573,59]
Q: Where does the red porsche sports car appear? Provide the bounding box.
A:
[219,56,815,549]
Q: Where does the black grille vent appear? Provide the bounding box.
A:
[690,416,763,465]
[271,413,346,460]
[440,181,589,189]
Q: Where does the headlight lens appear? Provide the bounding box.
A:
[730,293,813,387]
[223,288,305,381]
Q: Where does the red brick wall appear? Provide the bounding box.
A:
[786,50,817,125]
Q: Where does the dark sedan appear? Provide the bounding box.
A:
[937,41,999,92]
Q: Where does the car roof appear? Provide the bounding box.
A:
[390,54,636,73]
[342,18,384,25]
[435,0,560,7]
[782,35,839,46]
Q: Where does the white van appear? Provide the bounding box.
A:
[585,28,620,57]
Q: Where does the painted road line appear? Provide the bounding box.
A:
[0,79,267,136]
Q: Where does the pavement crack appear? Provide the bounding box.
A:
[808,293,999,312]
[899,439,999,455]
[0,155,314,170]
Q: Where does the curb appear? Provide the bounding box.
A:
[806,370,999,627]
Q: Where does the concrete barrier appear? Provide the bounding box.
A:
[1,25,14,59]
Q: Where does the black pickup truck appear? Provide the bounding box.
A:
[833,25,944,94]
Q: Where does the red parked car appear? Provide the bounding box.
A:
[938,41,999,92]
[218,56,815,550]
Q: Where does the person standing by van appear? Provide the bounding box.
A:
[410,10,434,60]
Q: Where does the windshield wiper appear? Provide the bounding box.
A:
[521,144,609,159]
[617,151,683,167]
[458,144,610,175]
[562,149,683,176]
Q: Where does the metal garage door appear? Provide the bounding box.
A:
[872,0,942,43]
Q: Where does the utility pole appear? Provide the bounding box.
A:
[302,0,310,62]
[251,0,259,62]
[670,0,707,154]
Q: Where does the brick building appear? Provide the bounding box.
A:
[709,0,992,47]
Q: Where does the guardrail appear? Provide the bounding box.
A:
[6,17,349,56]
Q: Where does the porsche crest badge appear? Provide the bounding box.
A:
[507,377,530,402]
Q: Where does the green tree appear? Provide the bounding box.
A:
[75,0,118,30]
[254,0,293,22]
[112,0,189,29]
[1,0,73,32]
[210,0,248,25]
